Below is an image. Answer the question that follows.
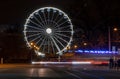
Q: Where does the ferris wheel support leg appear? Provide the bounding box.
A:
[58,55,61,62]
[1,58,3,64]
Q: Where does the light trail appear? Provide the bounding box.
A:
[32,61,91,65]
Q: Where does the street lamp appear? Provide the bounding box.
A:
[108,27,111,52]
[74,45,78,49]
[30,42,34,46]
[113,27,118,32]
[83,42,87,46]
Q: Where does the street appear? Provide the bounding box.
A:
[0,64,120,79]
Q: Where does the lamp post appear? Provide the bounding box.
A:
[108,27,118,53]
[108,26,111,52]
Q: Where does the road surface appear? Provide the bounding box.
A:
[0,64,120,79]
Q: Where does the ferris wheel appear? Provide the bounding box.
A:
[23,7,73,56]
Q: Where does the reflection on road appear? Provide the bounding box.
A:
[0,64,120,79]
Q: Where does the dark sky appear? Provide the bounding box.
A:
[0,0,75,25]
[0,0,120,27]
[0,0,120,37]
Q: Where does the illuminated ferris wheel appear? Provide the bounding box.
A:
[23,7,73,56]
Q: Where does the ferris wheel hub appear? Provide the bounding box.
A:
[46,28,52,34]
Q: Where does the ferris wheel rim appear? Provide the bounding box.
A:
[23,7,73,55]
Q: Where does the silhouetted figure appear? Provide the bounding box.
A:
[109,57,114,69]
[117,59,120,70]
[114,59,118,69]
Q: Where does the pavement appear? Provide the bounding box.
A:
[0,64,120,79]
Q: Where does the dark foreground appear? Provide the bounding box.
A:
[0,64,120,79]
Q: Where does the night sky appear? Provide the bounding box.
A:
[0,0,120,26]
[0,0,76,25]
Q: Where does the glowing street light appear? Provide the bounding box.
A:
[74,45,78,49]
[36,47,39,50]
[30,42,34,46]
[113,27,118,32]
[83,42,87,46]
[29,42,39,50]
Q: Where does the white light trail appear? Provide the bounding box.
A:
[32,61,91,65]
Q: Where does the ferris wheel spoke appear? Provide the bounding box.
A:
[50,36,61,53]
[51,11,55,23]
[36,36,44,45]
[55,33,70,38]
[53,13,59,22]
[47,9,50,25]
[50,38,55,54]
[54,25,70,31]
[39,36,47,50]
[33,15,44,27]
[37,13,46,25]
[41,38,47,54]
[29,19,42,28]
[27,33,41,38]
[55,15,64,24]
[54,20,68,28]
[25,30,43,33]
[29,35,42,43]
[25,24,43,30]
[53,36,65,48]
[56,31,71,33]
[54,35,68,44]
[49,11,57,26]
[42,44,46,54]
[47,38,50,53]
[42,11,48,25]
